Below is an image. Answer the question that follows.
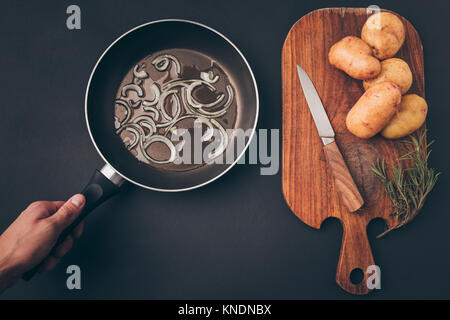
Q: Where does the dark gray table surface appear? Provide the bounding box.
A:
[0,0,449,299]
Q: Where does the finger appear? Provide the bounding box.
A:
[53,235,74,259]
[51,201,66,211]
[72,221,84,239]
[49,194,85,232]
[38,256,60,274]
[24,201,64,219]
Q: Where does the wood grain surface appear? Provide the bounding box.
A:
[282,8,425,295]
[323,141,364,212]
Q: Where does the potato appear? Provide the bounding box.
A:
[346,81,402,139]
[361,12,406,60]
[363,58,413,94]
[381,94,428,139]
[329,36,381,80]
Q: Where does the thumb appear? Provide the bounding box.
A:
[49,194,86,232]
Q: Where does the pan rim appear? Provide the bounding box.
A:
[85,18,259,192]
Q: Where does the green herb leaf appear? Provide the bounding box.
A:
[370,130,440,238]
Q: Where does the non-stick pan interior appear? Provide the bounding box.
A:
[86,20,258,191]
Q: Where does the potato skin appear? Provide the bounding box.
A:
[329,36,381,80]
[381,94,428,139]
[363,58,413,94]
[361,12,406,60]
[346,81,402,139]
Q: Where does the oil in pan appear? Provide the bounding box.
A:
[114,49,237,172]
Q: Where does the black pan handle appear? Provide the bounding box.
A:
[22,164,124,281]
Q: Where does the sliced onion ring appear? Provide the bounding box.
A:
[121,84,143,98]
[141,135,176,164]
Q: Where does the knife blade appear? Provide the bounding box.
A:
[296,65,335,145]
[296,64,364,212]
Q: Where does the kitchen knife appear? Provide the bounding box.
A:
[296,65,364,212]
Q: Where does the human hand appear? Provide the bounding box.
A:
[0,194,86,292]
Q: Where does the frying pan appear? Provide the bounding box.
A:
[23,19,259,280]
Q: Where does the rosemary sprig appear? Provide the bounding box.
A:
[370,130,440,238]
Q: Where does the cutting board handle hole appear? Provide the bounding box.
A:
[350,268,364,285]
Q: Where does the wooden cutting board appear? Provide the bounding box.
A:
[282,8,425,295]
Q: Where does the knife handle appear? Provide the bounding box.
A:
[323,142,364,212]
